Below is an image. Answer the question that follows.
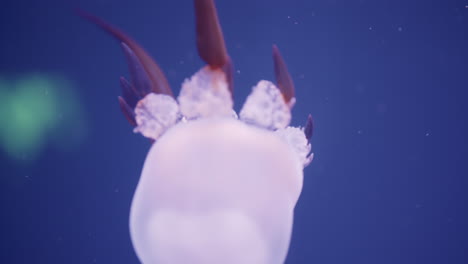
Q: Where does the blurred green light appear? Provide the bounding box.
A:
[0,74,87,163]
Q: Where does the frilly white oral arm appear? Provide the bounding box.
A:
[178,66,233,119]
[239,80,292,130]
[132,93,179,140]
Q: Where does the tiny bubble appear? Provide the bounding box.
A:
[179,60,185,65]
[114,188,119,193]
[369,26,372,30]
[236,70,241,74]
[425,132,430,137]
[294,21,299,25]
[377,103,387,113]
[357,130,363,135]
[356,84,365,93]
[397,26,403,32]
[287,16,291,19]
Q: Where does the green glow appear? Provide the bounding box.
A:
[0,74,87,162]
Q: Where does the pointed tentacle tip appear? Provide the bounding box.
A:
[272,44,295,105]
[119,76,140,109]
[74,7,94,21]
[194,0,233,95]
[304,114,314,144]
[120,42,153,98]
[194,0,229,68]
[118,96,137,127]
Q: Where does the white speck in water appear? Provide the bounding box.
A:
[356,84,365,93]
[397,26,403,32]
[287,15,291,19]
[377,103,387,113]
[357,130,363,135]
[425,132,430,137]
[236,69,241,74]
[369,26,373,30]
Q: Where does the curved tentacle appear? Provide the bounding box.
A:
[194,0,233,95]
[76,8,173,97]
[272,44,295,104]
[118,96,137,126]
[120,43,153,99]
[304,114,314,143]
[119,76,140,109]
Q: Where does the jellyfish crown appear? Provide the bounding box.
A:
[80,0,314,263]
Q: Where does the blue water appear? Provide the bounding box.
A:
[1,0,467,263]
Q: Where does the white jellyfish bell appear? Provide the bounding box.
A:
[79,0,314,263]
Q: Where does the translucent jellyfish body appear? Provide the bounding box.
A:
[79,0,314,263]
[131,118,301,264]
[129,67,312,264]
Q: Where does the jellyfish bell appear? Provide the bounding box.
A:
[79,0,314,263]
[131,118,303,264]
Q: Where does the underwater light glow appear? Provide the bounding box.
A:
[0,74,86,162]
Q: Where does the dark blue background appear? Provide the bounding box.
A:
[1,0,467,263]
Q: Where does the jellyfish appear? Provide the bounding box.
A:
[79,0,314,263]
